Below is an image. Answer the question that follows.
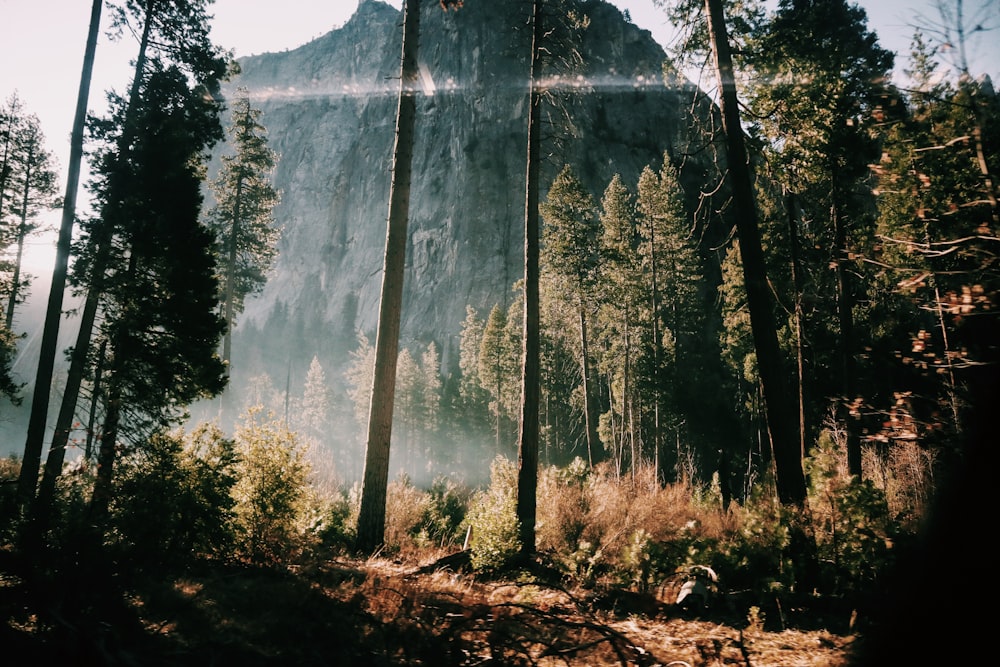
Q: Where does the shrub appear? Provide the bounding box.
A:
[709,497,793,595]
[536,457,590,555]
[465,455,520,573]
[807,430,899,595]
[416,476,470,549]
[384,474,431,555]
[310,484,358,553]
[232,407,313,565]
[108,423,237,569]
[0,455,21,541]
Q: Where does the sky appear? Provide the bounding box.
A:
[1,0,998,273]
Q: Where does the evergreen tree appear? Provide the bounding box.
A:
[345,332,376,434]
[457,305,489,413]
[872,32,1000,453]
[242,372,284,417]
[420,341,442,434]
[394,347,421,470]
[516,0,544,560]
[704,0,806,507]
[232,406,311,565]
[26,0,229,517]
[636,157,706,481]
[540,164,602,467]
[205,89,280,374]
[1,110,60,329]
[0,93,26,246]
[596,173,640,476]
[479,303,518,452]
[87,62,228,523]
[24,0,102,520]
[752,0,893,477]
[299,355,331,442]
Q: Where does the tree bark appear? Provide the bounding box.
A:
[578,304,602,467]
[786,191,807,459]
[831,188,862,477]
[356,0,420,555]
[704,0,806,506]
[517,0,543,559]
[33,0,150,521]
[18,0,103,512]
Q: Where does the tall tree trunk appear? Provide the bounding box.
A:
[621,316,630,475]
[88,375,122,526]
[831,188,862,478]
[704,0,806,506]
[32,0,150,522]
[17,0,103,513]
[648,215,662,482]
[6,149,32,328]
[786,191,807,459]
[223,175,243,371]
[356,0,420,555]
[84,338,108,460]
[0,105,15,215]
[517,0,543,560]
[85,243,139,534]
[578,304,601,467]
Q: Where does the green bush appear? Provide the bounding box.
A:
[311,485,358,553]
[415,476,470,548]
[806,430,898,595]
[0,455,21,541]
[384,474,431,554]
[231,407,313,565]
[711,499,794,595]
[108,423,237,569]
[465,456,521,573]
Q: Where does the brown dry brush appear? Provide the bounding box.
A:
[358,572,666,666]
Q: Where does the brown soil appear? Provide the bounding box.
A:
[2,552,860,666]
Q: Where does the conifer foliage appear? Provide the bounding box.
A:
[0,96,59,331]
[28,0,234,526]
[206,89,280,372]
[83,62,229,520]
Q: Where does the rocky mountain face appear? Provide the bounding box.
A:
[220,0,723,409]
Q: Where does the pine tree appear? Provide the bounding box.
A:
[345,333,375,430]
[752,0,894,477]
[0,93,25,242]
[300,355,331,441]
[420,341,442,434]
[704,0,806,507]
[24,0,102,521]
[872,31,1000,449]
[479,303,517,452]
[87,62,229,523]
[232,406,311,565]
[2,111,60,329]
[26,0,229,517]
[540,164,602,467]
[636,156,705,481]
[394,347,421,470]
[516,0,544,560]
[458,305,489,413]
[206,89,280,374]
[596,173,639,475]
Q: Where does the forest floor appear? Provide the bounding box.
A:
[1,549,863,666]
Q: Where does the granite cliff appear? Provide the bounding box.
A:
[218,0,723,410]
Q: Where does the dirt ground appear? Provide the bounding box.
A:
[2,554,861,666]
